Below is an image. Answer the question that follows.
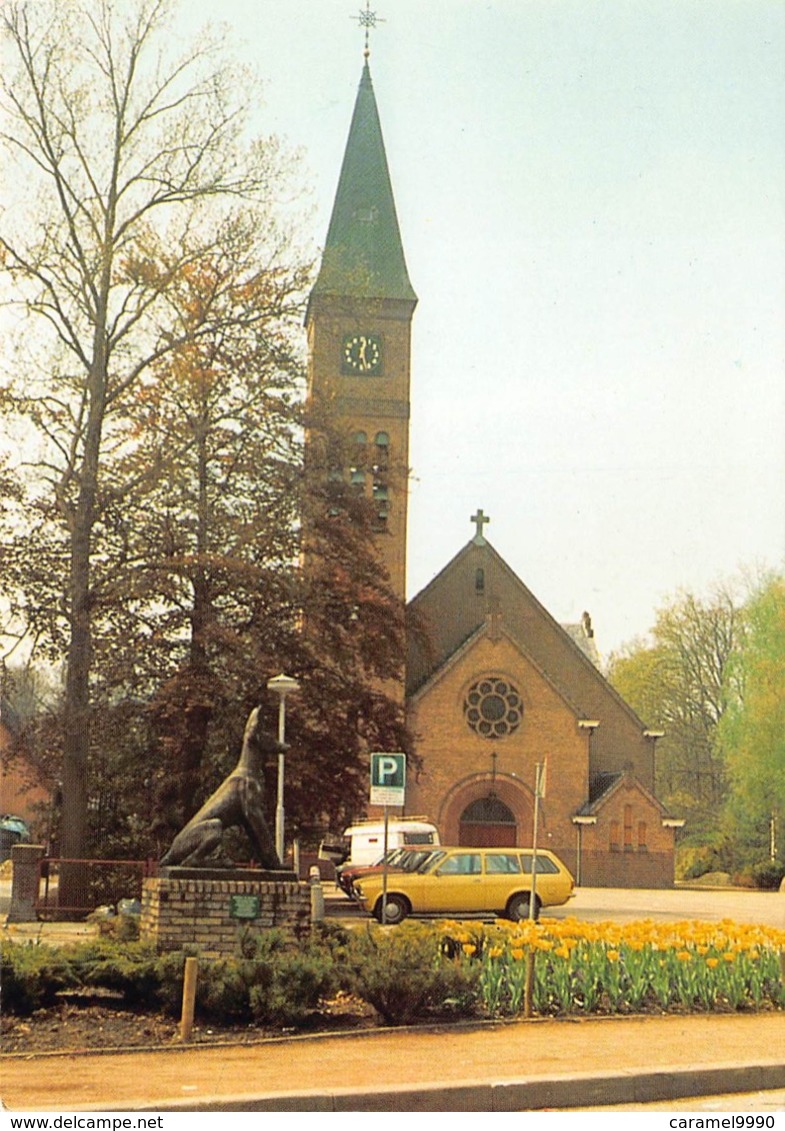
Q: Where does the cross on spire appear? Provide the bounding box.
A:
[471,508,490,544]
[353,2,384,60]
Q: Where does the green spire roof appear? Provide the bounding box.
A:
[311,62,416,303]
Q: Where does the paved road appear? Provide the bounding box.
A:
[326,883,785,929]
[4,875,783,936]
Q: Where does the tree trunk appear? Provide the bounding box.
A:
[58,332,106,908]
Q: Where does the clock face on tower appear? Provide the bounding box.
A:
[342,333,382,375]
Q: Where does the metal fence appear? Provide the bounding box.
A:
[36,857,157,919]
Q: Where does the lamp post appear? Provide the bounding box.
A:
[267,673,300,865]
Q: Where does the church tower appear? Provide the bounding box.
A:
[305,57,417,603]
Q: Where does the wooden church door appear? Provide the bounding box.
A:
[459,796,518,847]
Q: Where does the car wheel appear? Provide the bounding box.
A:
[507,892,540,921]
[373,894,409,925]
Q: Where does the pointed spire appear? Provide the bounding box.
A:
[310,62,416,305]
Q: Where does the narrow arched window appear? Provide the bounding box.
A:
[374,431,389,465]
[373,482,389,527]
[623,805,633,851]
[475,567,485,594]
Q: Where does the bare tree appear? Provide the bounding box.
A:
[0,0,306,869]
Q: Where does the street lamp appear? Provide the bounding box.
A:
[266,673,300,865]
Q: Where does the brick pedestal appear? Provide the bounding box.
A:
[140,869,311,957]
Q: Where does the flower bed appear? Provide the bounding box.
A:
[3,918,784,1036]
[441,917,785,1017]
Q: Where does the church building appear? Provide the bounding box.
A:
[305,48,681,888]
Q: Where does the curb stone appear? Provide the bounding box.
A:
[85,1060,785,1113]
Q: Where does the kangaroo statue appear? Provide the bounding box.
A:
[160,706,283,870]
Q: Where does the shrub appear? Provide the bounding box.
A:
[731,872,758,889]
[191,930,339,1027]
[678,844,724,881]
[197,957,259,1023]
[0,942,76,1014]
[344,922,480,1025]
[249,948,338,1026]
[750,859,785,890]
[69,940,165,1007]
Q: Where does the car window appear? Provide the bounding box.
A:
[400,850,433,871]
[418,850,446,872]
[436,853,481,876]
[521,854,559,874]
[485,853,521,874]
[403,832,436,845]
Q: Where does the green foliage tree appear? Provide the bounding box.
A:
[719,575,785,866]
[608,585,742,835]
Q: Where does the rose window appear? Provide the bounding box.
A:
[463,677,523,739]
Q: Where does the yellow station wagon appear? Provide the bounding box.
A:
[353,846,575,924]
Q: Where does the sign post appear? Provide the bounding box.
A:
[529,759,547,921]
[370,753,406,925]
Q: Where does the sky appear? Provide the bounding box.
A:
[42,1,785,658]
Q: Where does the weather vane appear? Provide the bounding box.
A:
[352,1,384,60]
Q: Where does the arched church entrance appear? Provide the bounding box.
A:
[459,795,517,847]
[440,773,533,848]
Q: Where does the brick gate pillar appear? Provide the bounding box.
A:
[7,843,45,922]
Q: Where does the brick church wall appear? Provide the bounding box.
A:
[406,631,590,878]
[578,780,675,888]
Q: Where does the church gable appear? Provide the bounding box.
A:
[410,618,584,721]
[406,623,590,857]
[575,772,681,888]
[407,531,656,791]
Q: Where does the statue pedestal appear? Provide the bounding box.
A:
[140,869,310,957]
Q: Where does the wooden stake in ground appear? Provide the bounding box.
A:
[180,956,198,1042]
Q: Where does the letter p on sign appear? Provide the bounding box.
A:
[370,752,406,806]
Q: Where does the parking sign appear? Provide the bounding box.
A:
[370,752,406,806]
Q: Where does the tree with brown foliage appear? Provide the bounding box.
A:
[0,0,306,869]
